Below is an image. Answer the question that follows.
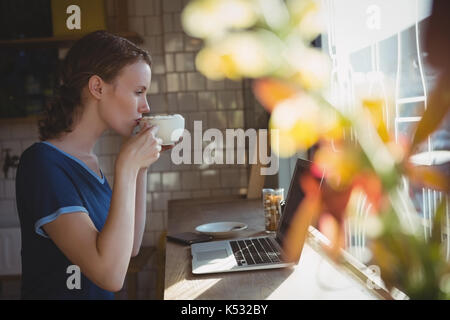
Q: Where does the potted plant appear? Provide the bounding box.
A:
[181,0,450,299]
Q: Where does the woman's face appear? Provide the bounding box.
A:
[99,60,152,136]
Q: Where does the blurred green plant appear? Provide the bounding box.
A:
[182,0,450,299]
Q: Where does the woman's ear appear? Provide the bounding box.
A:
[87,75,104,100]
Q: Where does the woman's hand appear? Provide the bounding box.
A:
[116,122,162,172]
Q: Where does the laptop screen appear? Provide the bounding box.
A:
[275,158,318,247]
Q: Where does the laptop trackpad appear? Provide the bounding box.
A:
[196,249,228,261]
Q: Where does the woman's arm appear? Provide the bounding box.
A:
[43,163,139,292]
[132,139,182,256]
[132,168,148,257]
[43,125,160,292]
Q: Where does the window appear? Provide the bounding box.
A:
[277,0,449,263]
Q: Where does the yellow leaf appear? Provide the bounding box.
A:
[362,98,390,143]
[407,165,450,193]
[283,175,321,262]
[411,74,450,152]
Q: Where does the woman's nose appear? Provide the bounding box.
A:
[140,98,150,113]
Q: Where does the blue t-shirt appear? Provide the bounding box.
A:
[16,141,114,300]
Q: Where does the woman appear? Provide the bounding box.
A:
[16,30,165,299]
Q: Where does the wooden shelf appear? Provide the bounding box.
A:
[0,115,41,125]
[0,31,143,49]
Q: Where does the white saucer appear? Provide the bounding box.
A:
[195,222,248,238]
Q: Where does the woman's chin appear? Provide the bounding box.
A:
[109,126,134,137]
[125,127,136,137]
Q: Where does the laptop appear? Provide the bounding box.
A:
[191,158,322,274]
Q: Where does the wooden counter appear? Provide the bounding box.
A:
[164,196,382,300]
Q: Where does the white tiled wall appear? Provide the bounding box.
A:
[121,0,250,244]
[0,122,37,229]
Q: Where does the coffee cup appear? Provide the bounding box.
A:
[134,114,185,145]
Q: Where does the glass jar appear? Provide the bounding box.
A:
[262,188,284,233]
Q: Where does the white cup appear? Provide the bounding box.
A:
[135,114,185,145]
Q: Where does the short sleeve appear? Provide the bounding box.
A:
[16,145,89,238]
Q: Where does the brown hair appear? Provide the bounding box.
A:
[38,30,152,141]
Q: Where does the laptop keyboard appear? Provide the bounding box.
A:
[229,238,283,266]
